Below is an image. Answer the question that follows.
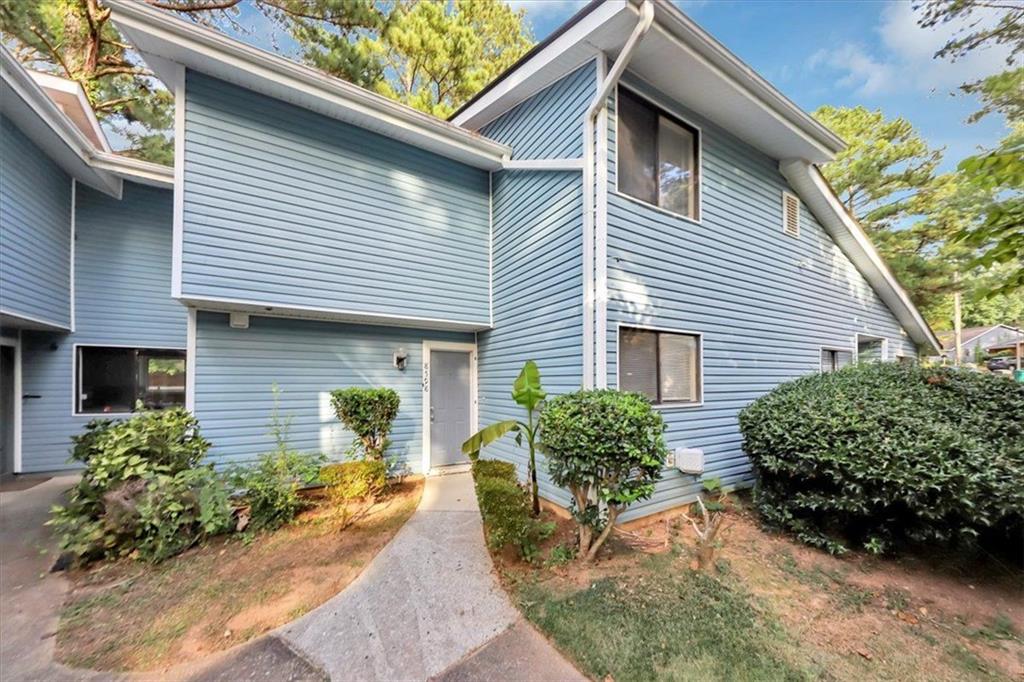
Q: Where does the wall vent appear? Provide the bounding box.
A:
[782,192,800,238]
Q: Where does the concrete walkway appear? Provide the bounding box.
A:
[0,472,583,682]
[279,472,584,681]
[0,475,104,681]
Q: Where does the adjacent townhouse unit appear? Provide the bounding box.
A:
[935,324,1024,364]
[0,0,939,520]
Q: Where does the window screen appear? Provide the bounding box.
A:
[619,327,701,404]
[618,89,699,220]
[77,347,186,414]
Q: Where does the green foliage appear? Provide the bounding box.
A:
[463,361,546,515]
[321,459,387,503]
[471,458,553,561]
[230,450,325,532]
[330,387,400,460]
[0,0,174,162]
[738,362,1024,554]
[539,390,667,561]
[49,409,230,564]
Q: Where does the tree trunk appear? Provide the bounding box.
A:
[953,270,963,366]
[583,506,619,562]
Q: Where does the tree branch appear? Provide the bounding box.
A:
[28,27,74,80]
[144,0,242,10]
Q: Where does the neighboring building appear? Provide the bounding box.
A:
[1,0,940,520]
[935,325,1024,364]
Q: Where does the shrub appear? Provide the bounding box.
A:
[231,450,324,532]
[739,362,1024,554]
[330,387,400,460]
[471,459,553,561]
[50,408,231,564]
[539,390,667,561]
[321,459,388,502]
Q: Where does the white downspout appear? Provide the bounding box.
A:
[582,0,655,388]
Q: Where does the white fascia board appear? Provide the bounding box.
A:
[1,48,122,197]
[650,1,844,157]
[780,160,941,354]
[28,70,112,153]
[91,152,174,188]
[453,1,631,130]
[106,0,510,170]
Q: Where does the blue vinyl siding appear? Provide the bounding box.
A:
[475,63,593,504]
[20,183,182,472]
[605,77,917,520]
[0,114,71,329]
[193,312,472,471]
[182,71,491,325]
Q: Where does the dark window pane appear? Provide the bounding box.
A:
[620,328,658,400]
[618,90,657,205]
[79,348,135,414]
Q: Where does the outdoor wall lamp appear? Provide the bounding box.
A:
[393,348,408,371]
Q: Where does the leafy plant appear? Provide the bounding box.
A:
[49,408,230,565]
[330,387,400,460]
[538,390,667,562]
[230,385,326,532]
[321,460,388,503]
[471,458,553,561]
[739,362,1024,554]
[463,360,545,515]
[680,478,730,572]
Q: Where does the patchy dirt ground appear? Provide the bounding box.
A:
[497,498,1023,681]
[55,478,423,672]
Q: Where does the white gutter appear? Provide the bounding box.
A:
[779,159,941,354]
[501,158,584,171]
[584,0,655,388]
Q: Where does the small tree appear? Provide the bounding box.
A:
[330,387,400,460]
[462,361,545,516]
[539,390,667,561]
[680,478,729,572]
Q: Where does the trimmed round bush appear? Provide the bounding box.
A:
[539,389,667,560]
[739,362,1024,554]
[330,387,400,460]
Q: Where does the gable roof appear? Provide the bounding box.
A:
[452,0,844,164]
[105,0,510,171]
[936,325,1024,350]
[1,48,172,195]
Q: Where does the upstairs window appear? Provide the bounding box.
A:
[618,88,700,221]
[619,327,702,405]
[77,346,186,414]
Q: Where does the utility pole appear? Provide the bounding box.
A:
[953,271,963,366]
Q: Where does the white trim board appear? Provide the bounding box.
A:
[854,333,889,363]
[1,334,22,473]
[421,340,478,476]
[69,179,76,332]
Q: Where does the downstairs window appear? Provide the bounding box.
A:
[619,327,702,405]
[76,346,186,414]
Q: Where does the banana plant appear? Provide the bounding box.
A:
[462,360,545,516]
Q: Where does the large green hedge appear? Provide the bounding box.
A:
[739,362,1024,554]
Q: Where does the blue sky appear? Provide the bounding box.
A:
[220,0,1011,173]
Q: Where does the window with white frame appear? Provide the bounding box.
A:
[619,327,702,404]
[856,335,887,363]
[76,346,186,414]
[617,88,700,220]
[820,348,852,373]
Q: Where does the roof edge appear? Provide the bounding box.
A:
[106,0,511,170]
[780,159,941,354]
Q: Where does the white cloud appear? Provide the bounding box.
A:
[808,2,1013,98]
